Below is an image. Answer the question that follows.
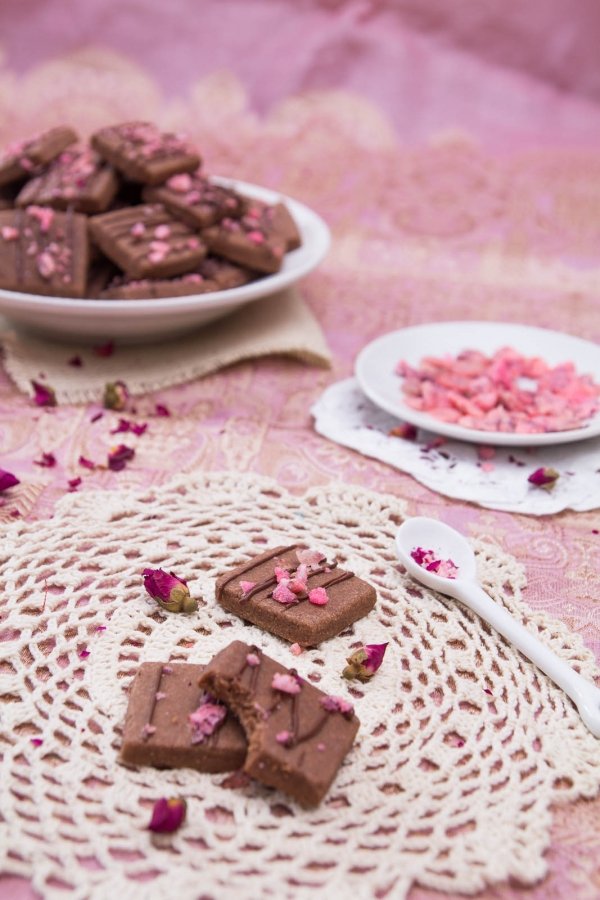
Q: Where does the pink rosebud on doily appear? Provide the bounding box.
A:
[148,797,187,834]
[142,567,197,614]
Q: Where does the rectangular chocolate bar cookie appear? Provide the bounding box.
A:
[0,206,89,297]
[88,203,206,278]
[199,640,359,807]
[0,126,78,188]
[100,256,254,299]
[216,544,376,645]
[91,121,200,185]
[120,661,247,773]
[16,146,119,214]
[143,172,244,229]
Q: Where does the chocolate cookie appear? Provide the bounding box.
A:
[199,641,359,807]
[16,146,119,214]
[143,172,244,229]
[120,661,247,773]
[0,126,78,188]
[216,544,377,645]
[91,121,200,185]
[100,256,253,299]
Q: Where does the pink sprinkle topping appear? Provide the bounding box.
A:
[27,205,54,232]
[162,665,173,674]
[296,548,325,568]
[246,652,260,667]
[246,230,265,244]
[1,225,18,241]
[154,224,171,239]
[130,222,146,238]
[189,701,226,744]
[320,695,354,717]
[167,172,193,192]
[272,581,299,605]
[187,237,200,249]
[37,251,56,279]
[274,566,289,583]
[275,730,293,746]
[272,672,301,695]
[239,580,256,595]
[308,586,329,606]
[396,347,600,433]
[411,547,459,579]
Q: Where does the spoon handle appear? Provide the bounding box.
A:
[455,581,600,737]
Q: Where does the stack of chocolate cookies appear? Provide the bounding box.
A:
[0,121,302,300]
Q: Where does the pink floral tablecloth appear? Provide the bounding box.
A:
[1,14,600,898]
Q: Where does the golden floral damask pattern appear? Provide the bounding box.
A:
[0,50,599,900]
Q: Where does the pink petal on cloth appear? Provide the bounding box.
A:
[0,469,20,492]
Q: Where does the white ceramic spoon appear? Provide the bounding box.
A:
[395,516,600,738]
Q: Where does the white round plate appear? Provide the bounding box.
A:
[355,321,600,447]
[0,177,331,343]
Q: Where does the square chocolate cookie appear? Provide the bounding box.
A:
[91,121,200,185]
[0,126,78,188]
[0,206,89,297]
[199,640,359,807]
[16,146,119,214]
[120,661,247,773]
[100,256,254,299]
[88,204,206,278]
[143,172,244,229]
[216,544,377,645]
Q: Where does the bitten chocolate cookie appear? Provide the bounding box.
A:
[143,171,244,229]
[16,146,119,214]
[199,640,359,807]
[91,121,200,185]
[88,204,206,278]
[120,661,247,773]
[0,126,78,188]
[0,206,89,297]
[216,544,377,645]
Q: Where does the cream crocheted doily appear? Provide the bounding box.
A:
[1,473,599,900]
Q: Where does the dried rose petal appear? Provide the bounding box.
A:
[289,643,303,656]
[527,467,560,490]
[148,797,187,834]
[155,403,170,417]
[107,444,135,471]
[34,452,56,468]
[308,586,329,606]
[410,546,458,579]
[320,695,354,718]
[68,355,83,367]
[103,381,129,411]
[31,380,57,407]
[275,730,294,746]
[272,581,299,605]
[30,738,44,747]
[78,456,96,470]
[110,418,132,434]
[389,423,418,440]
[271,672,302,695]
[132,422,148,436]
[274,565,289,583]
[343,642,388,682]
[68,477,82,492]
[142,567,198,614]
[296,548,325,568]
[93,340,114,358]
[0,469,19,492]
[239,580,256,595]
[189,701,226,744]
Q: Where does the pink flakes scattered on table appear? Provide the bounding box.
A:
[396,347,600,433]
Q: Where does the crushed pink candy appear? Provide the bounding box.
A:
[411,547,459,579]
[396,346,600,433]
[272,672,301,695]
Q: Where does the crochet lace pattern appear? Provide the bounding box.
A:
[1,472,599,899]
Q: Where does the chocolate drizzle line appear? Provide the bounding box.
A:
[216,544,299,600]
[141,664,164,740]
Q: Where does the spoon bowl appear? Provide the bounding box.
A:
[396,516,600,738]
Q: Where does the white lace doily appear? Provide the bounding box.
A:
[0,288,331,404]
[1,472,599,900]
[312,379,600,515]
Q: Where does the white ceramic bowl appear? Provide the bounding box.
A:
[0,177,331,343]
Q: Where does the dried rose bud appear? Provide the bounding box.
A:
[142,567,198,614]
[389,423,418,440]
[527,467,559,490]
[148,796,186,834]
[342,642,388,683]
[103,380,129,411]
[107,444,135,471]
[0,469,19,492]
[31,380,57,407]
